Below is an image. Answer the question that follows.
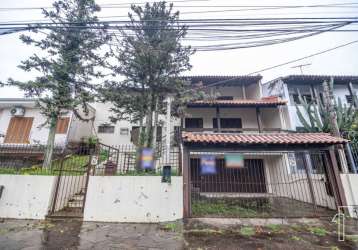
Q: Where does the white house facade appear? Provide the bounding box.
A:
[262,75,358,131]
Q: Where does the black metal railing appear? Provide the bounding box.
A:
[182,128,293,133]
[189,150,337,218]
[94,143,180,176]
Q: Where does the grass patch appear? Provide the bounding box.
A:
[191,198,271,217]
[290,236,302,241]
[308,227,328,237]
[0,155,89,176]
[192,200,259,217]
[346,235,358,242]
[240,227,256,236]
[266,224,282,233]
[161,222,181,232]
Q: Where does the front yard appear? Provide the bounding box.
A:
[0,155,90,175]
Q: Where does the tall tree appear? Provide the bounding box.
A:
[103,1,195,148]
[3,0,110,168]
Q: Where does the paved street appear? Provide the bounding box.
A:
[1,219,358,250]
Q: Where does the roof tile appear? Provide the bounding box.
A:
[182,132,346,145]
[188,97,286,107]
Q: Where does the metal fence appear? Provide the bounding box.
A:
[94,143,181,176]
[0,144,64,174]
[189,150,337,218]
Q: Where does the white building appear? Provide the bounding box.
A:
[0,98,95,146]
[262,75,358,131]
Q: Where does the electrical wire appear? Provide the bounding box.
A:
[182,39,358,93]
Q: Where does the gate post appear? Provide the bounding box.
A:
[182,146,191,218]
[50,156,65,214]
[327,146,348,209]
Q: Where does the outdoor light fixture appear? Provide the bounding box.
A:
[162,165,171,183]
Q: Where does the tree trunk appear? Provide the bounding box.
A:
[145,111,153,147]
[152,97,159,151]
[43,117,58,169]
[152,98,159,170]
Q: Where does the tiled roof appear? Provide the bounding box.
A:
[182,132,346,145]
[181,75,262,86]
[281,75,358,85]
[188,97,287,107]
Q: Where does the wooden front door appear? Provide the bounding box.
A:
[4,117,34,143]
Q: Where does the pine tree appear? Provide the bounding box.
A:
[102,1,195,148]
[3,0,110,168]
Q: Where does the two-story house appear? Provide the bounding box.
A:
[180,75,347,218]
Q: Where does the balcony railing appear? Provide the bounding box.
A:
[181,128,293,133]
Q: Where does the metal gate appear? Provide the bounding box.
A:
[48,153,91,218]
[188,150,340,218]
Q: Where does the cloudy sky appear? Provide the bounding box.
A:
[0,0,357,97]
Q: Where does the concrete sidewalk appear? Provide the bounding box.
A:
[0,219,183,250]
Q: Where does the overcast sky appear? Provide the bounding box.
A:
[0,0,357,98]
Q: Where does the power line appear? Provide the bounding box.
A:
[1,2,358,11]
[183,39,358,93]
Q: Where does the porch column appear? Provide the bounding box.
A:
[242,85,246,99]
[256,107,263,133]
[216,105,221,132]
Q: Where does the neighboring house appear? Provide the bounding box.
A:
[93,75,287,146]
[262,75,358,131]
[0,98,95,146]
[91,102,166,146]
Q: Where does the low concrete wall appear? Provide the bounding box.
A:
[340,174,358,218]
[84,176,183,223]
[0,175,56,219]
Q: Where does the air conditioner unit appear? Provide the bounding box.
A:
[10,106,25,117]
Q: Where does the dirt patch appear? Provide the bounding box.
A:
[184,220,358,250]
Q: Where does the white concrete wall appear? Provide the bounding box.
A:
[84,176,183,223]
[67,107,96,143]
[92,102,169,146]
[245,82,261,99]
[261,108,282,129]
[0,175,56,219]
[340,174,358,218]
[0,107,70,145]
[203,86,243,98]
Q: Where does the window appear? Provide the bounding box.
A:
[98,125,115,134]
[292,94,313,104]
[4,117,34,143]
[120,128,129,135]
[185,118,203,129]
[56,117,70,134]
[213,118,242,129]
[216,96,234,100]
